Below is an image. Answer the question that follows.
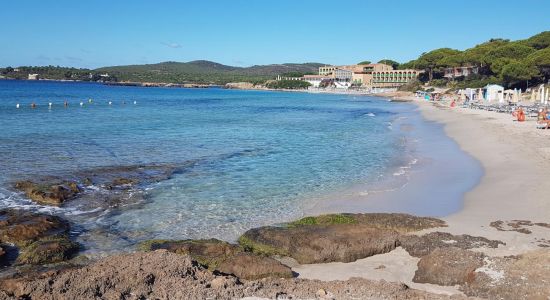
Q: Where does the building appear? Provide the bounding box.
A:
[484,84,504,103]
[444,66,479,79]
[317,63,420,90]
[348,64,420,89]
[28,74,39,80]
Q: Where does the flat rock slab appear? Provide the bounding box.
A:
[413,247,485,286]
[138,239,293,280]
[400,232,504,257]
[240,223,400,264]
[461,249,550,299]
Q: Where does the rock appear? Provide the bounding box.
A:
[225,82,255,90]
[413,247,485,286]
[138,239,240,269]
[217,252,293,280]
[287,213,446,233]
[138,239,293,280]
[14,180,81,206]
[0,209,70,247]
[400,232,504,257]
[16,236,80,265]
[239,223,399,264]
[0,250,463,300]
[461,249,550,299]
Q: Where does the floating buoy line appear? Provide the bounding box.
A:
[14,100,137,109]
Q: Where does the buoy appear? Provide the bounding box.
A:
[133,100,137,105]
[108,101,112,105]
[16,103,20,109]
[88,98,93,103]
[48,102,53,108]
[80,101,84,107]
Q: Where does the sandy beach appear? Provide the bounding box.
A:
[294,98,550,295]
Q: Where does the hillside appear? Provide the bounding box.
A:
[95,61,324,84]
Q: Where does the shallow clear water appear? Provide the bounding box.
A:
[0,80,480,255]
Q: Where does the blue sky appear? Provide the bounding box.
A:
[1,0,549,69]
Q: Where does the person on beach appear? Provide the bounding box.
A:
[513,107,525,122]
[537,108,550,129]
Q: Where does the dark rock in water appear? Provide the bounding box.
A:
[413,247,485,286]
[399,232,505,258]
[239,223,400,264]
[16,236,80,265]
[0,209,70,247]
[217,252,293,280]
[14,180,81,206]
[138,239,292,280]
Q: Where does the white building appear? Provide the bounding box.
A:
[28,74,39,80]
[484,84,504,103]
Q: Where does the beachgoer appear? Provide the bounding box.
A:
[515,107,525,122]
[64,101,68,107]
[31,102,36,109]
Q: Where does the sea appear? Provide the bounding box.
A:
[0,80,482,256]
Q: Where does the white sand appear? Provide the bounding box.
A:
[294,99,550,295]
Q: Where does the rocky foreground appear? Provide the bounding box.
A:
[1,209,549,299]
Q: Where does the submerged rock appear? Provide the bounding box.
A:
[399,232,505,257]
[0,209,70,247]
[14,180,81,206]
[16,236,80,265]
[138,239,292,280]
[413,247,485,286]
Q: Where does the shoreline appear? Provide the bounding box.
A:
[2,87,550,298]
[293,97,550,295]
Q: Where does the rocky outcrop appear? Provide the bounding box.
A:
[413,247,485,286]
[240,223,400,264]
[0,250,465,300]
[461,249,550,299]
[239,213,445,264]
[399,232,504,257]
[14,180,81,206]
[0,209,70,247]
[138,239,292,280]
[16,236,80,265]
[0,209,79,267]
[225,82,255,90]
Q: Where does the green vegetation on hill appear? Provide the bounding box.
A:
[95,60,324,84]
[0,61,324,85]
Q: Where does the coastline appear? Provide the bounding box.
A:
[2,86,550,298]
[294,97,550,295]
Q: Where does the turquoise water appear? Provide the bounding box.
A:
[0,80,480,255]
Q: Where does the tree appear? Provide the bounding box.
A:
[377,59,399,69]
[500,60,539,87]
[414,48,461,81]
[357,61,371,65]
[527,48,550,82]
[524,31,550,50]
